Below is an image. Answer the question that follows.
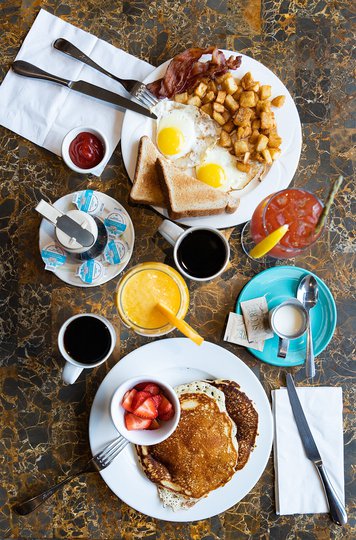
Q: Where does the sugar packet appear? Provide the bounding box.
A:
[224,312,264,351]
[240,296,274,342]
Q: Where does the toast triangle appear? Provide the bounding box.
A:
[130,136,166,207]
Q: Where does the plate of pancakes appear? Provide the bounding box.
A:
[89,338,273,521]
[121,49,302,229]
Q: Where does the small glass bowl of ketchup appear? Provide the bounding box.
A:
[62,127,109,174]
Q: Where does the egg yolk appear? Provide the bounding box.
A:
[157,127,184,156]
[196,163,226,188]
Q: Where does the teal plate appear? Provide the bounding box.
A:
[236,266,337,367]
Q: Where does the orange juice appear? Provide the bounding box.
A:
[116,262,189,336]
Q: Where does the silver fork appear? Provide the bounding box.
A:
[13,435,129,516]
[53,38,159,109]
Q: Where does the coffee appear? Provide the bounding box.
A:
[63,315,112,365]
[177,229,227,279]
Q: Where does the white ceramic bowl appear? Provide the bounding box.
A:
[110,376,180,445]
[61,126,109,174]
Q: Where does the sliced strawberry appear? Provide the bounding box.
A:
[134,396,158,419]
[159,407,174,421]
[142,383,160,395]
[134,382,148,391]
[157,395,174,419]
[152,394,162,409]
[131,390,151,411]
[121,389,137,412]
[148,419,160,430]
[124,412,152,430]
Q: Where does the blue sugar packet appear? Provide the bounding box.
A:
[73,190,104,215]
[104,209,127,237]
[103,239,129,265]
[41,244,67,271]
[76,259,105,284]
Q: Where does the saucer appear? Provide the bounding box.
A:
[39,191,135,287]
[236,266,337,367]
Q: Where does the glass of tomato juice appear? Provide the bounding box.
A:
[241,188,324,260]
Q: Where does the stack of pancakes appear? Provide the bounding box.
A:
[136,379,258,510]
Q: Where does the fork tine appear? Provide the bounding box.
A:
[104,437,128,463]
[142,91,158,107]
[96,437,122,459]
[138,93,156,109]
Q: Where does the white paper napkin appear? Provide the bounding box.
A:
[0,9,155,175]
[272,386,345,515]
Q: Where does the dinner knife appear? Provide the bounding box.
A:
[286,374,347,526]
[12,60,157,120]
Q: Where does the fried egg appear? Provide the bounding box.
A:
[196,146,260,192]
[153,101,220,168]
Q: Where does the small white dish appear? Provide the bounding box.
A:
[61,126,110,174]
[110,376,180,445]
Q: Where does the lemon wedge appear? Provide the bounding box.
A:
[249,224,289,259]
[155,302,204,346]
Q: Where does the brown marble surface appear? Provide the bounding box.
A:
[0,0,355,538]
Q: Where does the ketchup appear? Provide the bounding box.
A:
[69,132,104,169]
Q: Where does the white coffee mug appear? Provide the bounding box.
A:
[58,313,116,384]
[158,220,230,281]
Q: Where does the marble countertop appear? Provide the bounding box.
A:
[0,1,354,538]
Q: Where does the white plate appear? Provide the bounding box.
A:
[38,191,135,287]
[89,338,273,522]
[121,50,302,229]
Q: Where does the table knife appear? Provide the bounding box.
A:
[286,374,347,525]
[12,60,157,120]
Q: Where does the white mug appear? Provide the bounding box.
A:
[58,313,116,384]
[158,219,230,281]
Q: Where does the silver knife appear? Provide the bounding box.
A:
[12,61,157,120]
[286,374,347,525]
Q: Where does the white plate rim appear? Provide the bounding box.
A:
[121,49,302,229]
[88,338,273,522]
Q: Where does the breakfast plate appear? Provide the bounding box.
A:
[38,191,135,287]
[89,338,273,521]
[236,266,337,367]
[121,50,302,228]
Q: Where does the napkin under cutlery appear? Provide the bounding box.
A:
[272,386,345,515]
[0,9,155,175]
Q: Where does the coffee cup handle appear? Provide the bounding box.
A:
[158,220,184,246]
[62,361,83,385]
[278,337,289,358]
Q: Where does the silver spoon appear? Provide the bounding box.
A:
[297,274,319,378]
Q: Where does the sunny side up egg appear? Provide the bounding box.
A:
[196,146,254,192]
[153,101,220,169]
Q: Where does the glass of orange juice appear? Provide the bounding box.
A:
[115,262,190,337]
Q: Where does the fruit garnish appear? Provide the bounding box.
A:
[131,390,151,411]
[134,396,159,419]
[122,389,137,412]
[159,408,175,421]
[148,419,160,430]
[124,412,152,430]
[249,224,289,259]
[158,395,174,420]
[134,382,149,391]
[142,383,160,395]
[152,394,162,408]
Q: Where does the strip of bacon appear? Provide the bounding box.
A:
[147,47,241,99]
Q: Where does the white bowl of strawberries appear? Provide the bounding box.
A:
[110,376,180,445]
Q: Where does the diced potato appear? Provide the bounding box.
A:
[213,111,226,126]
[261,148,272,165]
[251,82,260,93]
[174,92,188,104]
[241,72,255,89]
[236,161,251,172]
[260,85,271,100]
[269,147,281,160]
[213,101,225,113]
[202,90,216,104]
[233,86,243,100]
[243,151,251,164]
[253,151,265,163]
[224,94,239,113]
[201,103,213,117]
[223,75,238,95]
[237,125,252,140]
[233,107,253,127]
[222,120,235,133]
[222,110,231,123]
[239,90,257,108]
[256,134,269,152]
[216,90,227,104]
[261,100,271,112]
[216,73,231,84]
[187,95,202,107]
[234,140,249,155]
[207,80,217,93]
[268,133,282,148]
[252,119,261,130]
[260,111,274,129]
[271,95,286,108]
[194,82,208,98]
[219,130,232,148]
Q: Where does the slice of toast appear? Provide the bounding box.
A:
[130,136,166,207]
[156,157,240,220]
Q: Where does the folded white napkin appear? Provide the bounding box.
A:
[0,9,155,175]
[272,386,345,515]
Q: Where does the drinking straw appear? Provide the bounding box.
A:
[155,302,204,345]
[314,175,344,235]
